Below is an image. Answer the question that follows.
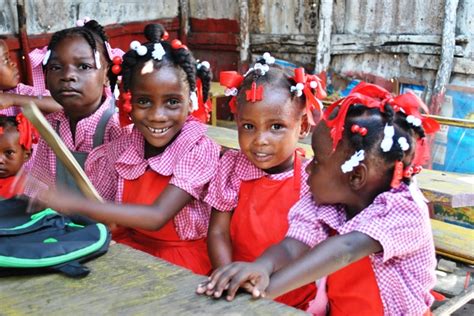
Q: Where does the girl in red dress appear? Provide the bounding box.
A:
[37,24,220,275]
[203,57,326,310]
[0,114,38,199]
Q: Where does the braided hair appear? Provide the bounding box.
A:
[117,24,211,104]
[341,104,425,185]
[235,62,306,114]
[44,20,112,80]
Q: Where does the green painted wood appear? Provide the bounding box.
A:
[0,244,307,315]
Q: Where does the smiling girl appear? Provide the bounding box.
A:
[202,58,325,309]
[37,24,220,275]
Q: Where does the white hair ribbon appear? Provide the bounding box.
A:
[42,49,51,66]
[190,91,199,112]
[341,150,365,173]
[380,124,395,152]
[152,43,165,60]
[398,137,410,151]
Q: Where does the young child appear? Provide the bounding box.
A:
[198,82,440,315]
[25,19,125,194]
[202,58,326,309]
[0,38,61,115]
[0,114,38,199]
[36,24,220,275]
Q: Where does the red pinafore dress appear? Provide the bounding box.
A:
[230,152,316,310]
[308,231,433,315]
[115,169,212,275]
[0,175,25,199]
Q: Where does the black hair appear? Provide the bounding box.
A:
[117,24,211,103]
[44,20,113,81]
[0,115,18,130]
[341,104,425,184]
[235,60,306,114]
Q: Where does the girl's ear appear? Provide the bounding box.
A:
[299,114,311,139]
[22,149,32,163]
[349,163,368,190]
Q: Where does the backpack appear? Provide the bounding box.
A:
[0,197,111,278]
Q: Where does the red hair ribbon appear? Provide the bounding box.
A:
[293,68,327,126]
[391,160,404,188]
[191,78,212,123]
[323,82,440,152]
[0,127,3,135]
[220,71,244,114]
[246,82,264,103]
[118,90,133,127]
[16,113,39,151]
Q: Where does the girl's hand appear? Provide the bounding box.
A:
[34,185,85,215]
[196,262,270,301]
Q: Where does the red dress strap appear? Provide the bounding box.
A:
[119,170,211,275]
[231,151,316,309]
[0,175,25,199]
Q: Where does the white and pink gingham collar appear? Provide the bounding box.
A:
[114,116,207,180]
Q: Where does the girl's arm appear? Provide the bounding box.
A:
[0,94,62,113]
[40,183,193,230]
[207,209,233,268]
[264,231,382,299]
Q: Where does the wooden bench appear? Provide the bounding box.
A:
[0,243,306,315]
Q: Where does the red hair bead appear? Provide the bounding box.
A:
[359,127,368,136]
[111,64,122,75]
[162,31,169,41]
[351,124,360,133]
[171,39,183,50]
[112,56,122,65]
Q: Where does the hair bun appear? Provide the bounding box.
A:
[144,24,165,42]
[84,20,109,41]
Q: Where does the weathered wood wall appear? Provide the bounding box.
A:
[1,0,473,99]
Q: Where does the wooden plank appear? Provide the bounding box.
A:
[0,244,305,315]
[416,169,474,208]
[433,284,474,316]
[430,0,460,114]
[408,54,474,75]
[431,219,474,264]
[331,44,464,56]
[314,0,334,73]
[238,0,250,71]
[178,0,189,45]
[22,102,103,202]
[251,34,316,46]
[332,34,443,46]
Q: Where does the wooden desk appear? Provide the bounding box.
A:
[0,244,306,315]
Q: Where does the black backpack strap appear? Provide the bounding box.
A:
[54,261,90,278]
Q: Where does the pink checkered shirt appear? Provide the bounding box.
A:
[25,95,124,194]
[85,116,221,240]
[287,183,436,315]
[205,150,310,211]
[29,47,48,93]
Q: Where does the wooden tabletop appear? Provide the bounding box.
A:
[0,243,306,315]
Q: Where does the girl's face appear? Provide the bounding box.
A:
[130,64,191,157]
[0,128,30,178]
[306,122,351,205]
[0,41,20,90]
[236,87,304,173]
[45,35,108,120]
